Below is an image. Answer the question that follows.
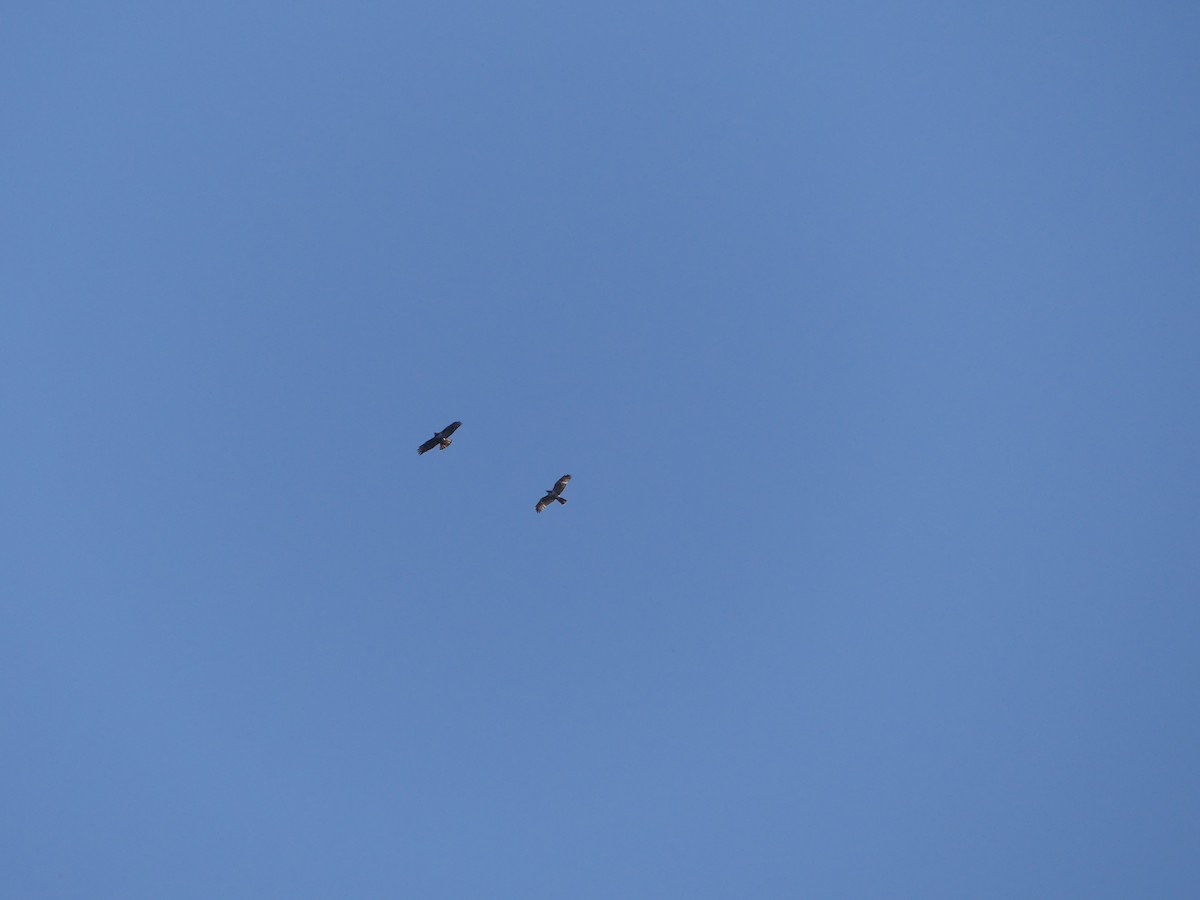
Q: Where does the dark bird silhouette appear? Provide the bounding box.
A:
[417,421,462,455]
[536,474,571,513]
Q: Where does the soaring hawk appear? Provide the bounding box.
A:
[417,421,461,455]
[536,474,571,513]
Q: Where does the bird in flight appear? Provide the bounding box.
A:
[536,474,571,513]
[417,421,462,455]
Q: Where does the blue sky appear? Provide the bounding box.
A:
[3,3,1198,897]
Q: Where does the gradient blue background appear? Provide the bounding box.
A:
[3,3,1198,897]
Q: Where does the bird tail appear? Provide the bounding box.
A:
[557,496,567,505]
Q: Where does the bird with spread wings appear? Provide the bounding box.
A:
[417,421,462,455]
[536,474,571,513]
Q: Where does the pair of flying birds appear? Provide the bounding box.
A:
[418,421,571,514]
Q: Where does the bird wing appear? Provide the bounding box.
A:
[553,474,572,494]
[441,421,461,438]
[536,492,553,513]
[417,435,439,455]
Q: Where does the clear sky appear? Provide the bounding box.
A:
[3,3,1198,897]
